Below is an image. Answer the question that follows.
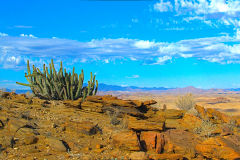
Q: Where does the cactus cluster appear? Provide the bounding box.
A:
[16,59,98,100]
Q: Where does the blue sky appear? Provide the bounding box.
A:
[1,0,240,89]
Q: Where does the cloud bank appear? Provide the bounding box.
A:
[154,0,240,29]
[0,34,240,69]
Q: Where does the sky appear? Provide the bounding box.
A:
[1,0,240,89]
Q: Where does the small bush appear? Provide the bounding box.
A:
[193,119,217,138]
[176,93,195,111]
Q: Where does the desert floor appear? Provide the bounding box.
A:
[113,92,240,116]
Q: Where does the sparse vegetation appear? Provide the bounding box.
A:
[25,91,34,99]
[0,88,6,98]
[16,59,98,100]
[193,119,217,138]
[176,93,196,111]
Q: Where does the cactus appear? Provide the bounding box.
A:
[16,59,98,100]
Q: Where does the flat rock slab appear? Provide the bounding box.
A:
[127,116,164,131]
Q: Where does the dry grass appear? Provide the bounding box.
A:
[193,119,217,138]
[175,93,196,111]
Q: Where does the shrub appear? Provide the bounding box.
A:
[176,93,195,111]
[193,119,217,138]
[16,59,98,100]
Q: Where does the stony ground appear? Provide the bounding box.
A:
[0,92,240,160]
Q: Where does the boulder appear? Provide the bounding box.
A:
[194,105,206,119]
[112,131,140,151]
[156,109,185,119]
[140,131,165,153]
[65,121,100,135]
[127,116,165,131]
[162,129,202,159]
[165,119,181,129]
[143,100,157,106]
[45,137,68,152]
[81,101,104,113]
[178,114,202,131]
[63,98,82,108]
[195,136,240,159]
[206,108,231,124]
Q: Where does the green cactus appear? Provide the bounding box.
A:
[16,59,98,100]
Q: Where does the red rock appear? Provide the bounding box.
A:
[140,131,165,153]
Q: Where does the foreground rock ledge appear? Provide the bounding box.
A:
[0,92,240,159]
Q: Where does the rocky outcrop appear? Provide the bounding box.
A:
[0,92,240,159]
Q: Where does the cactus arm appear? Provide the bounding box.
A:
[16,82,32,87]
[93,80,98,96]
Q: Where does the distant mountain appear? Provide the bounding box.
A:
[98,83,169,91]
[3,84,240,94]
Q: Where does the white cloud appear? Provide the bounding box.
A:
[126,75,140,79]
[14,25,33,29]
[131,18,139,23]
[154,56,172,65]
[20,34,37,38]
[236,28,240,40]
[134,40,156,49]
[154,0,240,33]
[0,32,8,37]
[1,33,240,69]
[154,0,173,12]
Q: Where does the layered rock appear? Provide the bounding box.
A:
[0,92,240,159]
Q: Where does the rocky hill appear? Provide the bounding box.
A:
[0,92,240,159]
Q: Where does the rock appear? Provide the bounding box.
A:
[129,152,148,160]
[11,94,32,104]
[165,119,180,129]
[65,121,100,135]
[63,98,82,108]
[32,98,49,105]
[156,109,185,119]
[104,99,136,108]
[45,138,67,152]
[24,136,39,145]
[103,105,144,117]
[131,100,143,108]
[0,120,4,129]
[101,95,118,101]
[194,105,207,119]
[178,114,202,131]
[140,131,165,153]
[163,129,202,159]
[7,118,28,133]
[143,100,157,106]
[81,101,104,112]
[112,131,140,151]
[195,136,240,159]
[96,144,103,149]
[149,153,184,160]
[206,108,231,123]
[127,116,165,131]
[14,127,38,146]
[85,96,103,103]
